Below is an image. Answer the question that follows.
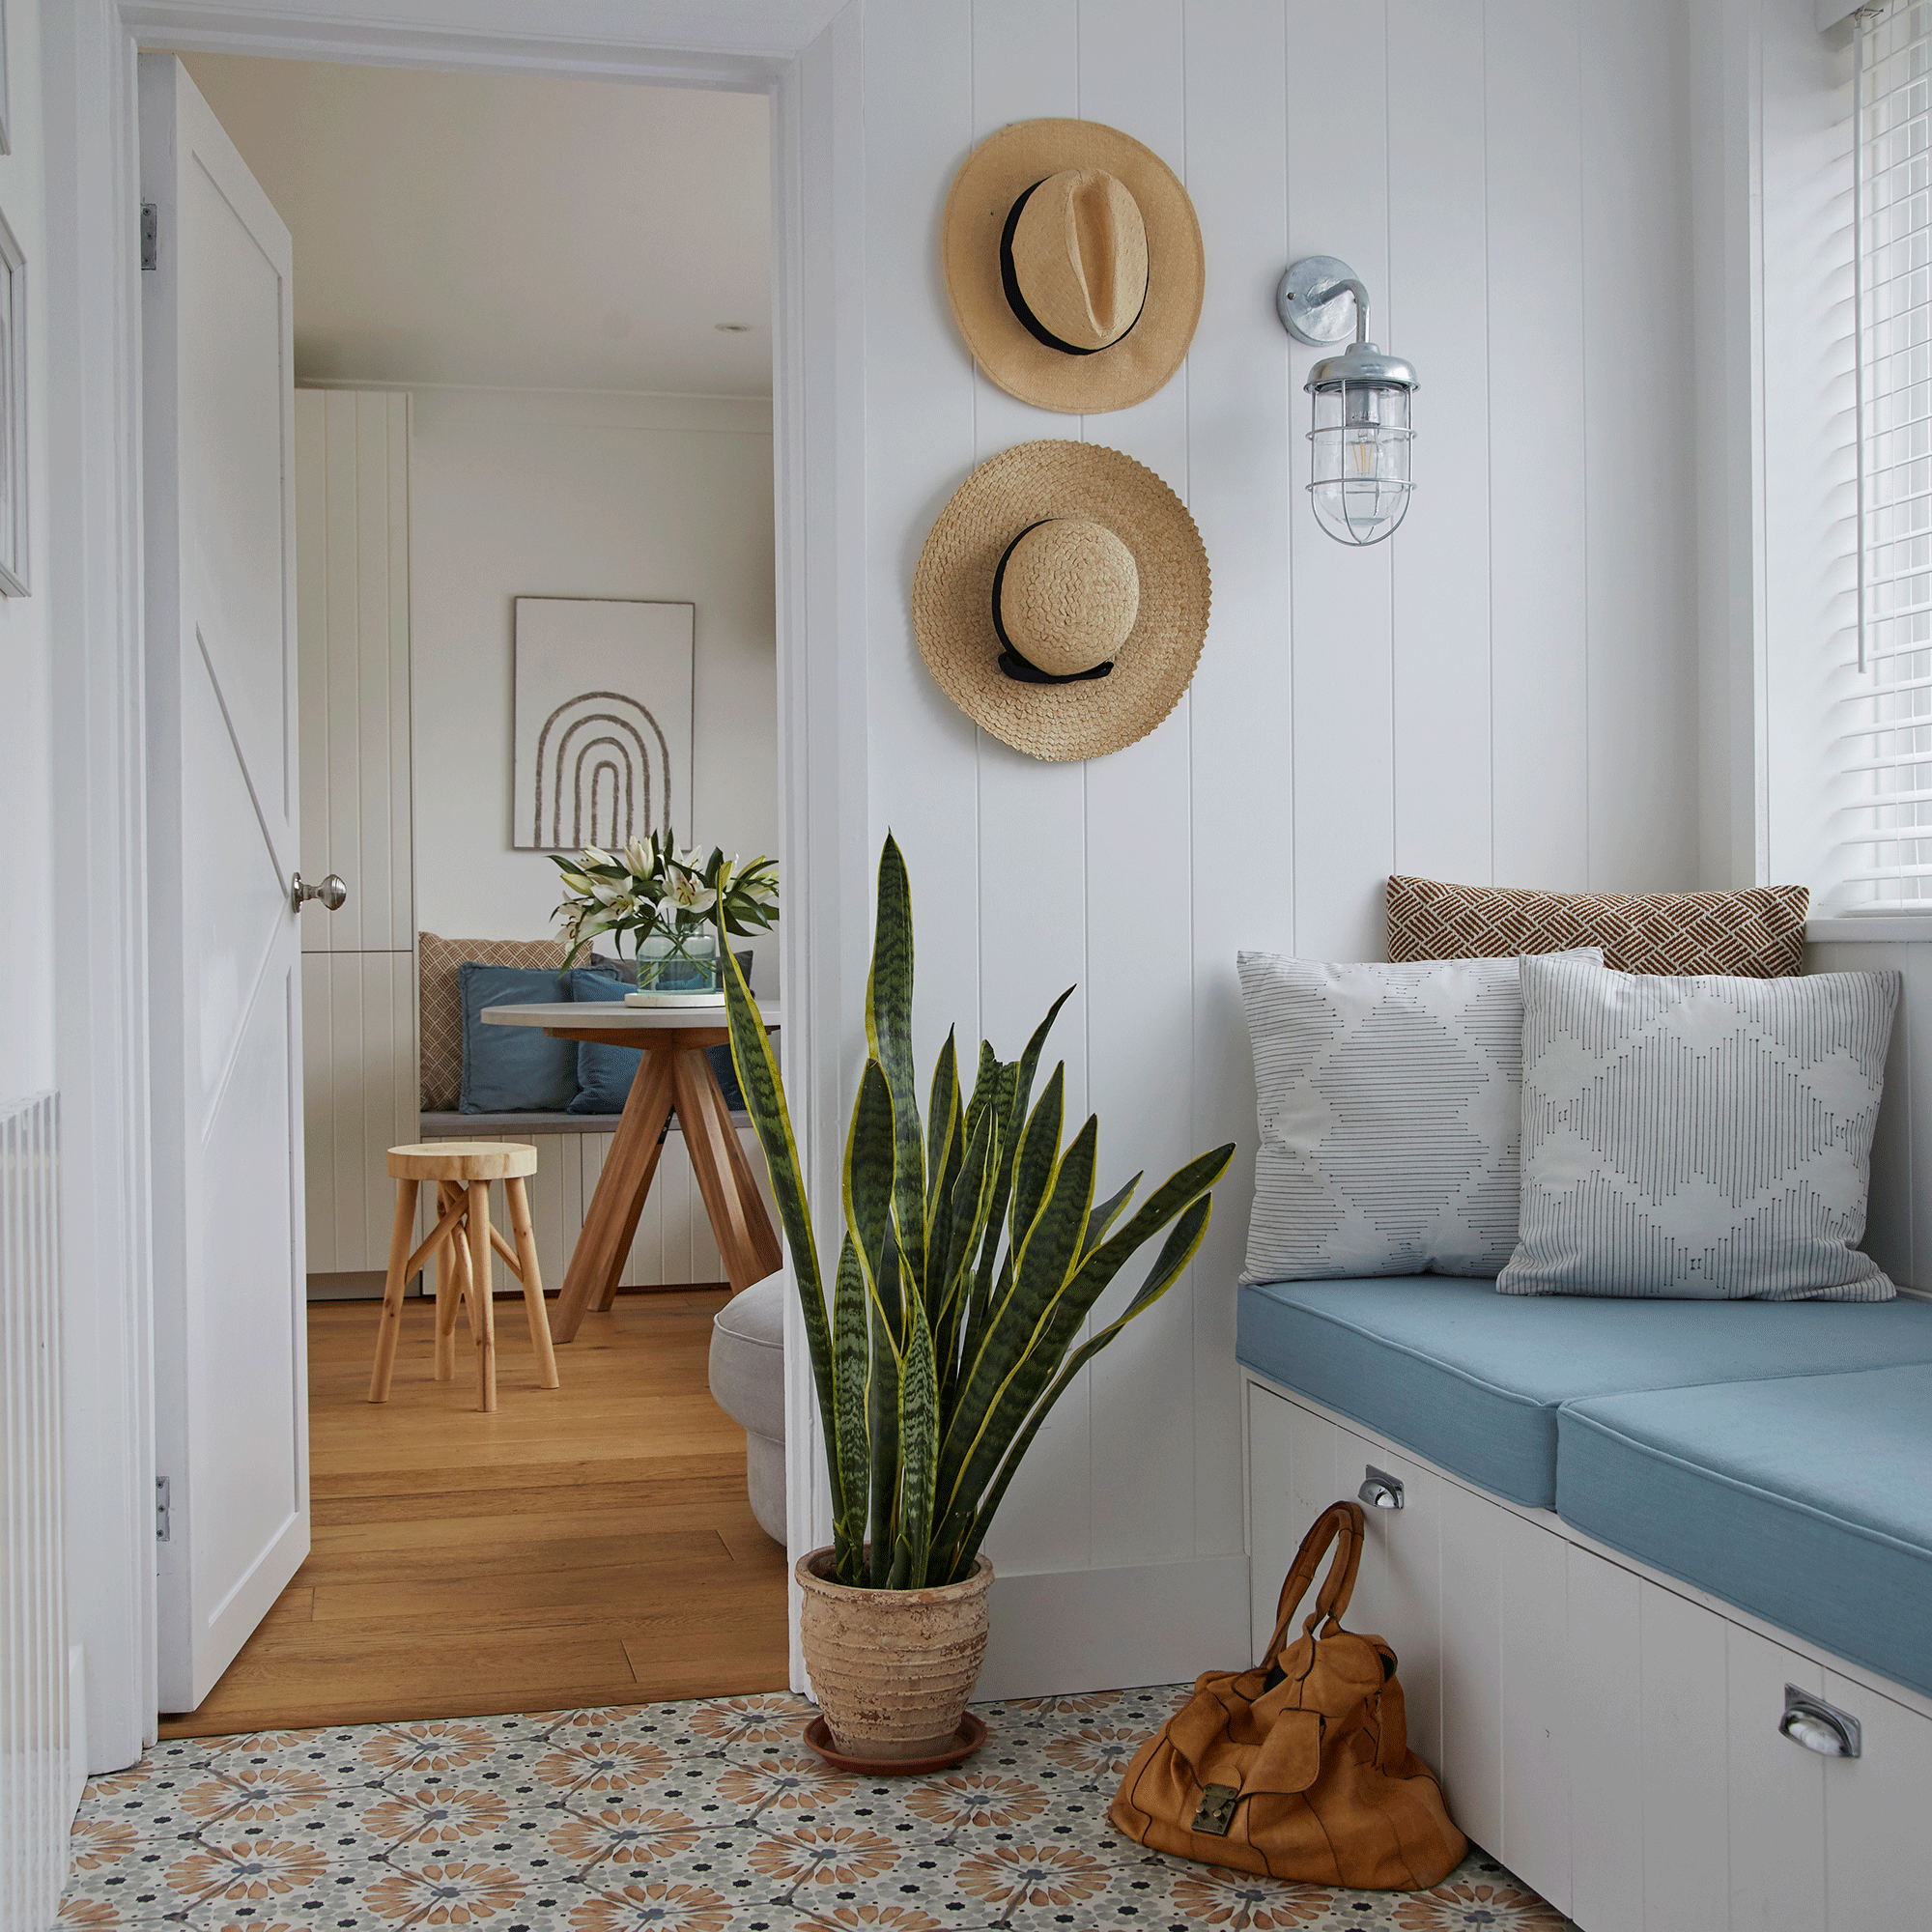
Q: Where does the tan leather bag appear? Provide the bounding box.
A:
[1109,1499,1466,1889]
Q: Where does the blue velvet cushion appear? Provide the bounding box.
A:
[1557,1365,1932,1698]
[565,970,747,1116]
[457,961,577,1113]
[1236,1274,1932,1508]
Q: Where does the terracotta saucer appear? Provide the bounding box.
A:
[802,1712,987,1776]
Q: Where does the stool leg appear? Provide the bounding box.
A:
[368,1179,419,1403]
[468,1179,497,1413]
[433,1181,463,1382]
[506,1177,559,1390]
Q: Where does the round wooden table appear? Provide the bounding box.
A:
[480,1002,783,1340]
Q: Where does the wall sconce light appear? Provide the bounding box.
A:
[1277,255,1418,547]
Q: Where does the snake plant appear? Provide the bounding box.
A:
[722,833,1235,1591]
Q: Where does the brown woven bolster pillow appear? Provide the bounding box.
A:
[1385,876,1808,979]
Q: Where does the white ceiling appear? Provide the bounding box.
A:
[182,53,772,395]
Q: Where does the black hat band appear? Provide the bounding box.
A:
[992,520,1116,686]
[999,181,1150,359]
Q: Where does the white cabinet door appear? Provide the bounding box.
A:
[142,53,308,1712]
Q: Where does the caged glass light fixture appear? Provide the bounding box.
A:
[1277,256,1418,547]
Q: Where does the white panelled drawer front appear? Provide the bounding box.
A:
[1245,1377,1932,1931]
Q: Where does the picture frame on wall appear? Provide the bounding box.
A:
[0,205,26,597]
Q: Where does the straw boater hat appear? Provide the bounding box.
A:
[943,118,1204,414]
[912,440,1210,763]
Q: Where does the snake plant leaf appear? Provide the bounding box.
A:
[935,1112,1097,1525]
[1008,1064,1066,1258]
[933,1101,998,1409]
[843,1058,901,1350]
[866,835,925,1293]
[1084,1173,1142,1260]
[976,992,1068,1299]
[924,1030,962,1315]
[895,1298,939,1588]
[722,949,842,1530]
[832,1233,870,1586]
[947,1192,1216,1579]
[926,1029,959,1216]
[867,1266,899,1589]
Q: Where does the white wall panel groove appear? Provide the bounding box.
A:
[0,1093,69,1928]
[854,0,1698,1672]
[297,388,419,1279]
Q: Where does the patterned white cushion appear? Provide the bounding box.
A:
[1238,950,1602,1284]
[1498,957,1899,1300]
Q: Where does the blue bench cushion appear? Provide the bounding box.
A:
[1237,1276,1932,1508]
[1558,1366,1932,1698]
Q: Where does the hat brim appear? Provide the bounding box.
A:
[943,118,1204,415]
[912,440,1210,763]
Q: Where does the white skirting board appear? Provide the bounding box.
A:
[972,1553,1250,1703]
[1246,1373,1932,1929]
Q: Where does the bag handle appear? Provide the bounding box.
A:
[1262,1499,1366,1669]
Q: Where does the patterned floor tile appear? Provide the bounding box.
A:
[62,1690,1571,1932]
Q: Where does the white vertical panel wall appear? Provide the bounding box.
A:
[296,390,418,1276]
[1,1094,69,1930]
[843,0,1698,1678]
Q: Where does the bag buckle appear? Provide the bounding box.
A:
[1192,1783,1240,1836]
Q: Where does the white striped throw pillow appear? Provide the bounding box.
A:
[1238,949,1602,1284]
[1498,956,1899,1300]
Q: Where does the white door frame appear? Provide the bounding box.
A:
[46,0,867,1769]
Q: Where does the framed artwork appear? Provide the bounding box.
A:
[511,597,695,851]
[0,202,27,598]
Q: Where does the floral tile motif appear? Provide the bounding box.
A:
[60,1690,1572,1931]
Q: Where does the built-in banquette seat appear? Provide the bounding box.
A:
[1238,1274,1932,1926]
[1238,1276,1932,1698]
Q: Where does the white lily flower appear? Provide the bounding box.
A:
[582,843,615,868]
[625,836,650,876]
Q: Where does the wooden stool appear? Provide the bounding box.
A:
[369,1142,559,1412]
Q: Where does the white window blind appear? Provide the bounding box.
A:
[1844,1,1932,908]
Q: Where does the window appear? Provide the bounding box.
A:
[1844,1,1932,908]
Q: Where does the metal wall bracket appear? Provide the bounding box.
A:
[1780,1685,1861,1758]
[156,1475,172,1542]
[1359,1465,1405,1511]
[140,203,158,271]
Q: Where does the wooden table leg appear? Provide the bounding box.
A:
[506,1175,560,1389]
[367,1178,418,1403]
[467,1179,497,1412]
[440,1185,475,1381]
[670,1047,782,1294]
[551,1048,677,1342]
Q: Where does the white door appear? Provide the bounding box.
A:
[141,54,310,1712]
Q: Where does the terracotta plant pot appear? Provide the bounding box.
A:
[795,1548,994,1761]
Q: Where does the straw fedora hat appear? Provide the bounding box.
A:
[943,118,1204,414]
[912,440,1210,762]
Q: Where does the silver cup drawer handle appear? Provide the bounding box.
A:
[1780,1686,1861,1759]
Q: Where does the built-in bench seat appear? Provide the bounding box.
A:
[1238,1275,1932,1508]
[1237,1275,1932,1926]
[1559,1364,1932,1701]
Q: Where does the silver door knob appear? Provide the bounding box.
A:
[291,871,348,913]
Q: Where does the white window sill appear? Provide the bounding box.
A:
[1806,917,1932,944]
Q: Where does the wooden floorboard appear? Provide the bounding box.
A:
[157,1292,788,1739]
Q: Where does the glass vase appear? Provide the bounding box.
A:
[628,925,722,1006]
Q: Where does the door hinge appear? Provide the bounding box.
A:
[140,203,158,272]
[156,1475,171,1541]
